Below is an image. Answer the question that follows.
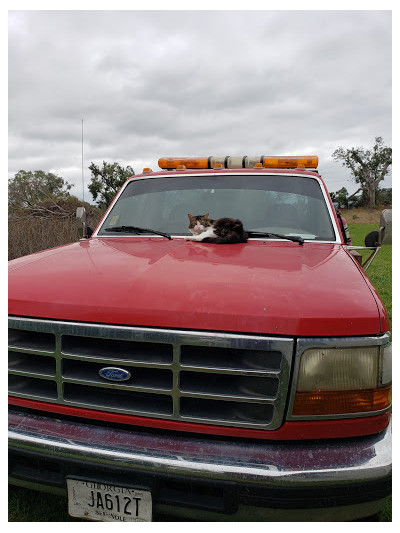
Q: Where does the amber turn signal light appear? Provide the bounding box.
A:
[292,386,391,416]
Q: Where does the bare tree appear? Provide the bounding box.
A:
[332,137,392,208]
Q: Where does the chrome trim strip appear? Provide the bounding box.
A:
[8,409,391,487]
[287,333,392,420]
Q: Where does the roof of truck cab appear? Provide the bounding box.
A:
[131,168,322,180]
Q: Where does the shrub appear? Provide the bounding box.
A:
[8,211,104,261]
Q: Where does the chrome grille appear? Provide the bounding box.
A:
[8,317,294,430]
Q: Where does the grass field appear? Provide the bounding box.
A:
[8,218,392,522]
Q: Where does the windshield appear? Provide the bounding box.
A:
[97,174,336,241]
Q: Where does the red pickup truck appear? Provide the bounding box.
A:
[8,156,391,521]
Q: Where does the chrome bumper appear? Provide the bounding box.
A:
[9,409,392,521]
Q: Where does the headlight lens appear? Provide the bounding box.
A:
[296,346,379,391]
[292,343,392,416]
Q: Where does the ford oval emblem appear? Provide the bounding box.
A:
[99,367,131,382]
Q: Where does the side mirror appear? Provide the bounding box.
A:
[364,231,379,248]
[350,209,391,272]
[364,209,392,248]
[76,207,93,239]
[379,209,392,245]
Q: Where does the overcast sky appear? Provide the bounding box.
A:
[8,9,392,202]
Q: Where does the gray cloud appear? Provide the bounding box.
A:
[9,10,392,200]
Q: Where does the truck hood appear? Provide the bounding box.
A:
[8,237,383,336]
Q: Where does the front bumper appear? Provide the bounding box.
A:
[9,408,391,521]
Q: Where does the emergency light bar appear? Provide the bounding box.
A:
[158,156,318,170]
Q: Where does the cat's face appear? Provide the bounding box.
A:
[187,213,211,234]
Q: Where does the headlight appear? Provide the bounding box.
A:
[292,343,391,416]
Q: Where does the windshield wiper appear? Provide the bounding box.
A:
[105,225,172,240]
[246,231,304,245]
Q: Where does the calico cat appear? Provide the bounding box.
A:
[185,213,248,244]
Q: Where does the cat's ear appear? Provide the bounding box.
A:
[205,213,209,218]
[188,214,194,222]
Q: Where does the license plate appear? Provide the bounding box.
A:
[67,479,152,522]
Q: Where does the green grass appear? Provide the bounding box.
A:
[8,487,76,522]
[379,496,392,522]
[8,223,392,521]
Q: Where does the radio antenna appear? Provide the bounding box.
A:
[81,118,85,203]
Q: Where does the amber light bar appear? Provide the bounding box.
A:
[158,157,209,169]
[262,156,318,169]
[158,155,318,170]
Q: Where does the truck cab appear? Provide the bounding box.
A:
[8,155,391,521]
